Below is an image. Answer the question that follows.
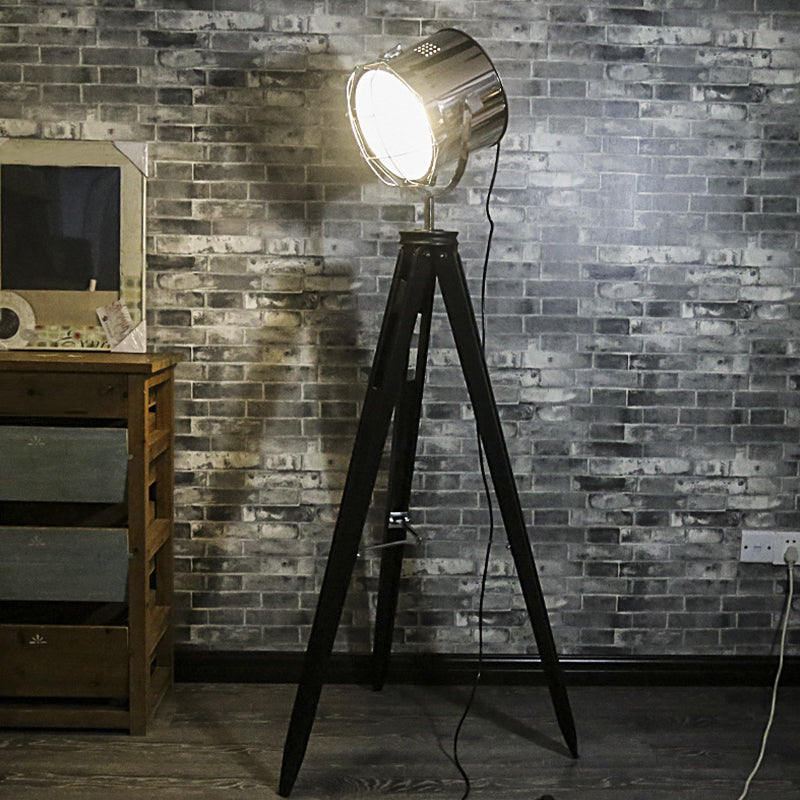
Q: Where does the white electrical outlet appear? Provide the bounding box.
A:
[772,533,800,566]
[740,530,800,565]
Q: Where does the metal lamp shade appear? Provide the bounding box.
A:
[346,28,508,190]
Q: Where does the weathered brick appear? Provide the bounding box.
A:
[2,0,799,659]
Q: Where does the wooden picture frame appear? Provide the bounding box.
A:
[0,139,146,349]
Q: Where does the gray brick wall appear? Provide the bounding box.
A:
[1,1,798,656]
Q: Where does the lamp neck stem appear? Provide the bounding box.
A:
[424,195,435,231]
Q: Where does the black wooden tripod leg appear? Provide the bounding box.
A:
[434,246,579,760]
[372,267,435,690]
[279,244,435,797]
[371,384,423,691]
[371,518,407,691]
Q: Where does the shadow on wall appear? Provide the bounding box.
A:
[157,31,390,653]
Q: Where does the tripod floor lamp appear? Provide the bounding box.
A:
[279,28,578,797]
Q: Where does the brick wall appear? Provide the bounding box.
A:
[1,1,798,656]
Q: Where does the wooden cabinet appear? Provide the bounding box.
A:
[0,351,180,733]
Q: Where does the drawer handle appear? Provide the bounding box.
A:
[27,634,48,646]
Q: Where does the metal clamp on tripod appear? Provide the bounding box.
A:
[359,512,422,557]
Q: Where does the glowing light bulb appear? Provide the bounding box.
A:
[351,68,435,184]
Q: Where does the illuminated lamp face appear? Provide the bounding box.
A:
[351,67,435,185]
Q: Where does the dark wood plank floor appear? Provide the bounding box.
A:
[0,683,798,799]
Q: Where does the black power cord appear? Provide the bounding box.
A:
[450,142,502,800]
[450,144,559,800]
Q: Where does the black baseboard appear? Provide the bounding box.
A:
[175,648,800,687]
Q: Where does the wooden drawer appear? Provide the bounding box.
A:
[0,371,128,418]
[0,624,129,698]
[0,527,129,602]
[0,426,128,503]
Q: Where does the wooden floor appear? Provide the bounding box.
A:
[0,683,798,799]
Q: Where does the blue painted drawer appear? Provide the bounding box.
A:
[0,426,128,503]
[0,527,129,602]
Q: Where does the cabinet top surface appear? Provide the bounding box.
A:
[0,351,182,374]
